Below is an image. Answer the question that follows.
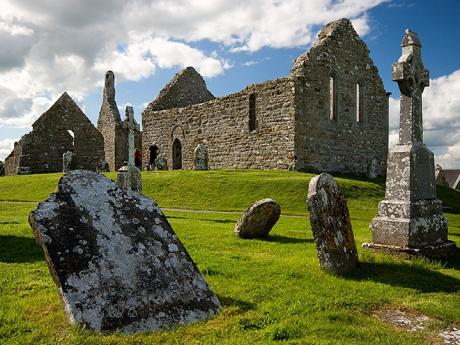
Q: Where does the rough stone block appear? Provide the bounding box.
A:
[234,198,281,239]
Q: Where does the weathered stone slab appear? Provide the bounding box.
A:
[194,144,208,170]
[117,164,142,193]
[307,173,358,275]
[62,151,73,173]
[29,170,221,333]
[234,198,280,239]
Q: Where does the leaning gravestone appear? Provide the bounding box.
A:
[194,143,208,170]
[307,173,358,275]
[234,198,281,239]
[364,29,457,258]
[29,170,221,333]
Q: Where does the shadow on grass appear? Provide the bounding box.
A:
[0,235,44,263]
[217,295,254,313]
[259,234,313,244]
[347,261,460,293]
[168,215,236,224]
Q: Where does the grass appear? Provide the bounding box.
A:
[0,170,459,344]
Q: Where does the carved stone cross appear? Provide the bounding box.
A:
[392,29,430,144]
[123,106,139,166]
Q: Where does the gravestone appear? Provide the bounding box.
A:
[194,144,208,170]
[367,158,378,179]
[156,158,168,170]
[307,173,358,275]
[234,198,281,239]
[62,151,73,173]
[29,170,221,333]
[364,30,457,258]
[117,106,142,193]
[96,159,109,173]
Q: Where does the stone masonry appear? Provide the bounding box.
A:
[142,19,389,175]
[5,92,104,175]
[97,71,142,171]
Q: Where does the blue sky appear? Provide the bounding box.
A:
[0,0,459,167]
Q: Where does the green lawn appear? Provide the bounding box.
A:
[0,170,459,344]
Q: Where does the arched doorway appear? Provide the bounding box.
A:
[172,138,182,169]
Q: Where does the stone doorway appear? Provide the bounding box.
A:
[172,138,182,169]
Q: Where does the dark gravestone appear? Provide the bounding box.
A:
[364,30,457,258]
[29,170,221,333]
[194,143,209,170]
[156,158,168,170]
[234,198,281,239]
[307,173,358,275]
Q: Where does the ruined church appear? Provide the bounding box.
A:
[142,18,389,176]
[5,18,389,177]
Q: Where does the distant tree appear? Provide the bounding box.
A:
[0,160,4,176]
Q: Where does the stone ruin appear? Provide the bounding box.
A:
[97,71,142,172]
[29,170,221,333]
[364,29,457,259]
[5,92,105,175]
[142,19,389,176]
[234,198,281,239]
[307,173,358,275]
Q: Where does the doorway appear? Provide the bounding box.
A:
[172,138,182,169]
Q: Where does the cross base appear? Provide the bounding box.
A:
[362,241,457,260]
[117,164,142,193]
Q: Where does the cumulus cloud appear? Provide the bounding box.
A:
[0,0,386,131]
[388,69,460,168]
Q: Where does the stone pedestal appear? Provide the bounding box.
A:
[117,164,142,193]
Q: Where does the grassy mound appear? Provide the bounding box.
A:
[0,170,459,344]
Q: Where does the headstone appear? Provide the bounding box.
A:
[29,170,221,333]
[307,173,358,275]
[194,143,208,170]
[367,158,378,179]
[118,106,142,193]
[234,198,281,239]
[17,166,31,175]
[63,151,73,173]
[364,30,457,258]
[156,158,168,170]
[96,159,109,173]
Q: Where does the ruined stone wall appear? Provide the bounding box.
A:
[5,93,105,175]
[142,78,296,170]
[4,142,22,175]
[291,19,388,176]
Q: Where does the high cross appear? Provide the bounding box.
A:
[392,29,430,145]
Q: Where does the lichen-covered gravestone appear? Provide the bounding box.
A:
[29,170,221,333]
[307,173,358,275]
[62,151,73,173]
[194,144,208,170]
[234,198,281,239]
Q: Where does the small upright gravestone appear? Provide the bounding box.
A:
[234,198,281,239]
[364,29,457,258]
[117,106,142,193]
[307,173,358,275]
[194,143,208,170]
[62,151,73,173]
[156,157,168,170]
[29,170,221,333]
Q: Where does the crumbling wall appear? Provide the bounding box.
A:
[291,18,388,176]
[142,77,296,170]
[5,92,105,175]
[4,142,22,175]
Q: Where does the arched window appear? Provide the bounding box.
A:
[356,82,364,123]
[329,76,337,120]
[248,93,256,131]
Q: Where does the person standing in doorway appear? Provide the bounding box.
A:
[149,142,159,170]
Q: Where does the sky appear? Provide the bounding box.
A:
[0,0,459,168]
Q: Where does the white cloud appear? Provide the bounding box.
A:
[388,69,460,168]
[0,138,16,161]
[0,0,386,130]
